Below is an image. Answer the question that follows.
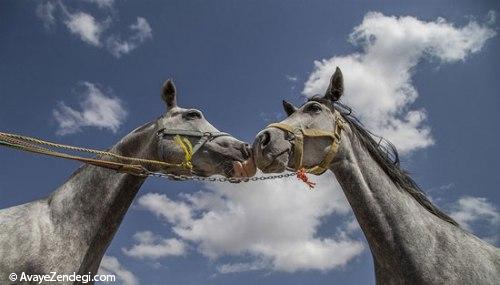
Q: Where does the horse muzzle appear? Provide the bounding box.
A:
[253,128,292,173]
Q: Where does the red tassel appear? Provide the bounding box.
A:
[296,168,316,189]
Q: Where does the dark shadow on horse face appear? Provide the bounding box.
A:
[155,79,256,178]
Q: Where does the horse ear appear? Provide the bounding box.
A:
[282,100,297,116]
[325,67,343,102]
[161,79,177,109]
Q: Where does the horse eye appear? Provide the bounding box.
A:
[305,104,322,113]
[184,110,202,120]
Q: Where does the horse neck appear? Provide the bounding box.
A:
[47,124,157,270]
[330,125,455,275]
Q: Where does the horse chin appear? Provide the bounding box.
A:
[257,152,289,174]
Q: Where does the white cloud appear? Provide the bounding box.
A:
[136,193,193,226]
[122,231,186,259]
[37,2,152,57]
[98,255,138,285]
[216,261,267,274]
[487,10,496,25]
[107,17,153,58]
[64,12,105,46]
[438,183,455,191]
[285,75,298,82]
[136,172,364,273]
[344,217,361,234]
[82,0,115,9]
[303,12,495,154]
[448,196,500,246]
[130,17,153,42]
[53,82,127,135]
[36,1,56,30]
[449,196,500,230]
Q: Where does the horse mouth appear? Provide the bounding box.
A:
[257,149,289,173]
[212,156,256,178]
[231,158,256,178]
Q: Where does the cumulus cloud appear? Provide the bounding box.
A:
[303,12,495,154]
[107,17,153,58]
[122,231,186,259]
[136,172,364,273]
[98,255,138,285]
[53,82,127,135]
[136,193,193,226]
[64,12,105,46]
[449,196,500,245]
[449,196,500,230]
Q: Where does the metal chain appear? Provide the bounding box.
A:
[145,170,298,183]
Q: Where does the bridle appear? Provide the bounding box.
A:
[266,110,345,175]
[156,128,232,169]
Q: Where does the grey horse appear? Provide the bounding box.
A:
[0,79,256,284]
[253,68,500,284]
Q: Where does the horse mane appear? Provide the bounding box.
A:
[309,97,459,227]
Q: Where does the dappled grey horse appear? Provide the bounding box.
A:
[253,68,500,284]
[0,79,256,284]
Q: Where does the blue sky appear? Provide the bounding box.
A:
[1,1,499,284]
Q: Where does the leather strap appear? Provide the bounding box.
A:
[157,128,231,156]
[267,111,345,175]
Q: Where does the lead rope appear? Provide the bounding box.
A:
[0,131,194,175]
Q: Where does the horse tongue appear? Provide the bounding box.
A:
[232,159,256,178]
[241,157,257,177]
[232,161,244,177]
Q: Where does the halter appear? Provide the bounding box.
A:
[266,110,345,175]
[156,128,231,167]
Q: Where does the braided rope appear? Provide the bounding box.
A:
[0,131,191,169]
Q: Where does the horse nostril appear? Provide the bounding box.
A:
[259,131,271,148]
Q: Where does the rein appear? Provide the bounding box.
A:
[267,110,345,176]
